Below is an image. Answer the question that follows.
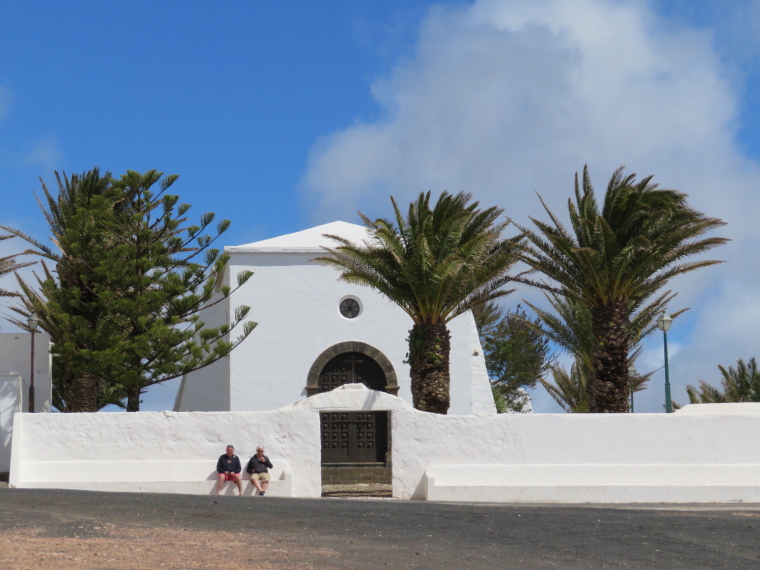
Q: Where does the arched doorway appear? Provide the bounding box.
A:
[307,343,395,493]
[317,352,386,393]
[314,349,390,464]
[305,341,399,397]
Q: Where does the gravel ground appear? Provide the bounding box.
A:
[2,489,760,569]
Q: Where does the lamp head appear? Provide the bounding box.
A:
[657,311,673,332]
[27,312,39,332]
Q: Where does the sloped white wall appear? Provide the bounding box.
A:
[0,374,22,473]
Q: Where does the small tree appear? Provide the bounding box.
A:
[473,301,555,412]
[685,357,760,404]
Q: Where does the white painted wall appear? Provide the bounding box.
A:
[0,332,52,474]
[0,374,22,473]
[11,408,321,497]
[12,387,760,503]
[392,404,760,500]
[176,222,496,415]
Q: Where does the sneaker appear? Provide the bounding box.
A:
[259,491,265,496]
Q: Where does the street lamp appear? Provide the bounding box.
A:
[628,363,637,413]
[27,313,39,413]
[657,311,673,413]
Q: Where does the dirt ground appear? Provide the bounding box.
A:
[0,525,327,569]
[4,488,760,569]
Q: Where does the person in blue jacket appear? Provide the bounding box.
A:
[216,444,243,495]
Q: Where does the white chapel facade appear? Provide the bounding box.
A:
[174,221,496,416]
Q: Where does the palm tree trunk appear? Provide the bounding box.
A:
[69,373,101,412]
[408,323,451,414]
[589,302,631,413]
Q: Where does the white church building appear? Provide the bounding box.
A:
[175,221,497,418]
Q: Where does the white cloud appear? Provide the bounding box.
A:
[302,0,760,412]
[21,137,63,174]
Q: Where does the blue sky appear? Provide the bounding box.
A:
[2,0,760,413]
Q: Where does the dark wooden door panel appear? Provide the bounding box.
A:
[321,411,387,464]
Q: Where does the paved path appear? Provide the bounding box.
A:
[2,489,760,568]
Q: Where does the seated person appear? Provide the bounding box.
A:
[216,444,243,495]
[246,446,274,496]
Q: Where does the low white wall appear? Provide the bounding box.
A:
[11,388,760,503]
[391,404,760,501]
[10,408,321,497]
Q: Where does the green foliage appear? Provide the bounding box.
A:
[684,357,760,404]
[5,169,256,412]
[518,165,727,412]
[541,359,652,413]
[530,294,655,413]
[316,191,520,413]
[473,301,555,413]
[540,361,590,413]
[0,236,34,296]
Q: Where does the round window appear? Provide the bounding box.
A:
[339,297,361,319]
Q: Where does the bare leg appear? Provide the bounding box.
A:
[216,473,226,495]
[251,477,264,493]
[234,474,243,495]
[261,480,269,494]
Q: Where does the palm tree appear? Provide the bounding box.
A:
[519,165,727,412]
[316,191,520,414]
[2,169,118,411]
[0,235,34,296]
[541,361,591,413]
[533,294,653,412]
[542,359,653,413]
[685,357,760,404]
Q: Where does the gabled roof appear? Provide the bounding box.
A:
[225,221,372,253]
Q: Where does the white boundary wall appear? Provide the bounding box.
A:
[10,407,322,497]
[392,403,760,501]
[11,387,760,503]
[0,332,52,474]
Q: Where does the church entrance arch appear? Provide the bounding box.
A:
[305,342,399,397]
[317,352,385,393]
[307,343,396,488]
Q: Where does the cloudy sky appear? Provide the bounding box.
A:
[1,0,758,412]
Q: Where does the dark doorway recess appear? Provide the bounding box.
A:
[320,411,388,464]
[318,352,386,393]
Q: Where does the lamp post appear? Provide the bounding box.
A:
[657,311,673,413]
[628,363,637,413]
[27,313,39,413]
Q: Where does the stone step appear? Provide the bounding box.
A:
[322,484,392,498]
[322,464,392,485]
